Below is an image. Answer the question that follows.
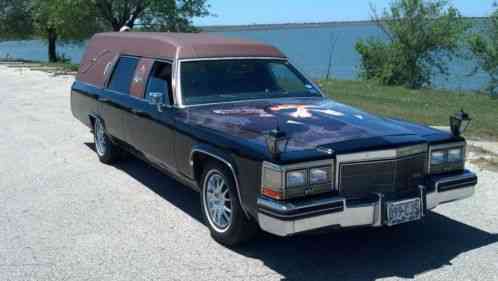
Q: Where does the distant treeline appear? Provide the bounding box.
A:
[200,17,488,32]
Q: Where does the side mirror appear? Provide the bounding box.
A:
[149,92,166,112]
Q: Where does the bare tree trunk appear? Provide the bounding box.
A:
[326,33,340,80]
[48,28,58,62]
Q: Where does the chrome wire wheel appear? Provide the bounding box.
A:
[94,119,106,157]
[203,170,232,233]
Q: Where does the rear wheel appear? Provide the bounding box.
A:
[200,161,257,246]
[93,118,120,164]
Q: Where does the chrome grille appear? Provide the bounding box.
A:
[339,153,427,196]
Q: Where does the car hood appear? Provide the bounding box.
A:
[182,97,451,161]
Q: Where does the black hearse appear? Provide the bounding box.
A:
[71,32,477,245]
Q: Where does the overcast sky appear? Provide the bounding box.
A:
[194,0,496,26]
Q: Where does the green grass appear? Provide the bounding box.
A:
[318,79,498,140]
[40,61,80,72]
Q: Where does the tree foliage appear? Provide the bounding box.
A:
[355,0,469,89]
[31,0,100,40]
[94,0,210,32]
[0,0,33,40]
[0,0,101,61]
[468,7,498,96]
[31,0,101,62]
[0,0,210,62]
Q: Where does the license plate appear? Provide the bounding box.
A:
[386,198,422,226]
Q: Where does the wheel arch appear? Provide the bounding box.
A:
[88,113,100,131]
[190,145,250,218]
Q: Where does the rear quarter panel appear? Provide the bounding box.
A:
[70,82,100,129]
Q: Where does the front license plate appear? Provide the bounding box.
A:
[386,198,422,226]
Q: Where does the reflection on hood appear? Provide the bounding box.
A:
[182,97,445,153]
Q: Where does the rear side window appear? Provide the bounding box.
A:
[145,61,173,104]
[108,56,139,94]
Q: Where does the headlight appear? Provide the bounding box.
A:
[261,161,335,200]
[429,143,466,174]
[431,151,446,165]
[310,166,331,185]
[448,148,464,162]
[286,170,306,187]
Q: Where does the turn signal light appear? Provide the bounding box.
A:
[262,187,283,200]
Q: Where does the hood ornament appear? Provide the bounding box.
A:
[450,109,472,137]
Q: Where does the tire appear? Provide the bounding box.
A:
[200,161,257,246]
[93,118,120,164]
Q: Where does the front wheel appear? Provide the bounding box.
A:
[200,162,257,246]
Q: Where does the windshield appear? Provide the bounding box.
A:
[180,59,321,105]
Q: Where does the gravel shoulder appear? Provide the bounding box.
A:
[0,66,497,281]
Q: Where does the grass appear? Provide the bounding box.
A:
[39,61,80,72]
[318,79,498,141]
[0,57,80,73]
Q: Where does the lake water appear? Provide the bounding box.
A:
[0,22,490,91]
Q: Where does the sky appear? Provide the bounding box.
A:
[194,0,497,26]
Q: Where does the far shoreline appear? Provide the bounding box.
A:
[199,16,487,32]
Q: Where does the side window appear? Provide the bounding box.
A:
[145,61,173,105]
[108,56,139,94]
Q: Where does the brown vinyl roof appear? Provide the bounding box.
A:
[90,32,287,60]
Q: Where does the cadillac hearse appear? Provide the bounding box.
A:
[71,32,477,245]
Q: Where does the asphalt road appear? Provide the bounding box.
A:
[1,66,497,281]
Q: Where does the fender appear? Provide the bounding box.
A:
[190,144,250,217]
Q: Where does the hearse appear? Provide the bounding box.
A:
[71,32,477,245]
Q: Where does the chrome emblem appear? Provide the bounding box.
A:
[317,147,334,155]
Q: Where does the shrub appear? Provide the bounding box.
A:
[356,0,469,89]
[468,8,498,96]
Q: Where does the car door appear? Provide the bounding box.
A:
[126,60,176,171]
[100,56,139,143]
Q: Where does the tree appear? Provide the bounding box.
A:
[0,0,101,62]
[355,0,469,89]
[0,0,210,62]
[0,0,33,40]
[94,0,210,32]
[31,0,101,62]
[468,7,498,96]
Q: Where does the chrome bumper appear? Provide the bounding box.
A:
[257,170,477,237]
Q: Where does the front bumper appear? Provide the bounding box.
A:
[257,170,477,237]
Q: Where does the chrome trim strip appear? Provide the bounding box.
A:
[179,56,287,62]
[176,97,324,109]
[189,148,249,217]
[173,51,182,107]
[257,196,345,213]
[431,142,466,151]
[337,144,428,164]
[279,159,334,171]
[434,172,476,192]
[426,185,475,209]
